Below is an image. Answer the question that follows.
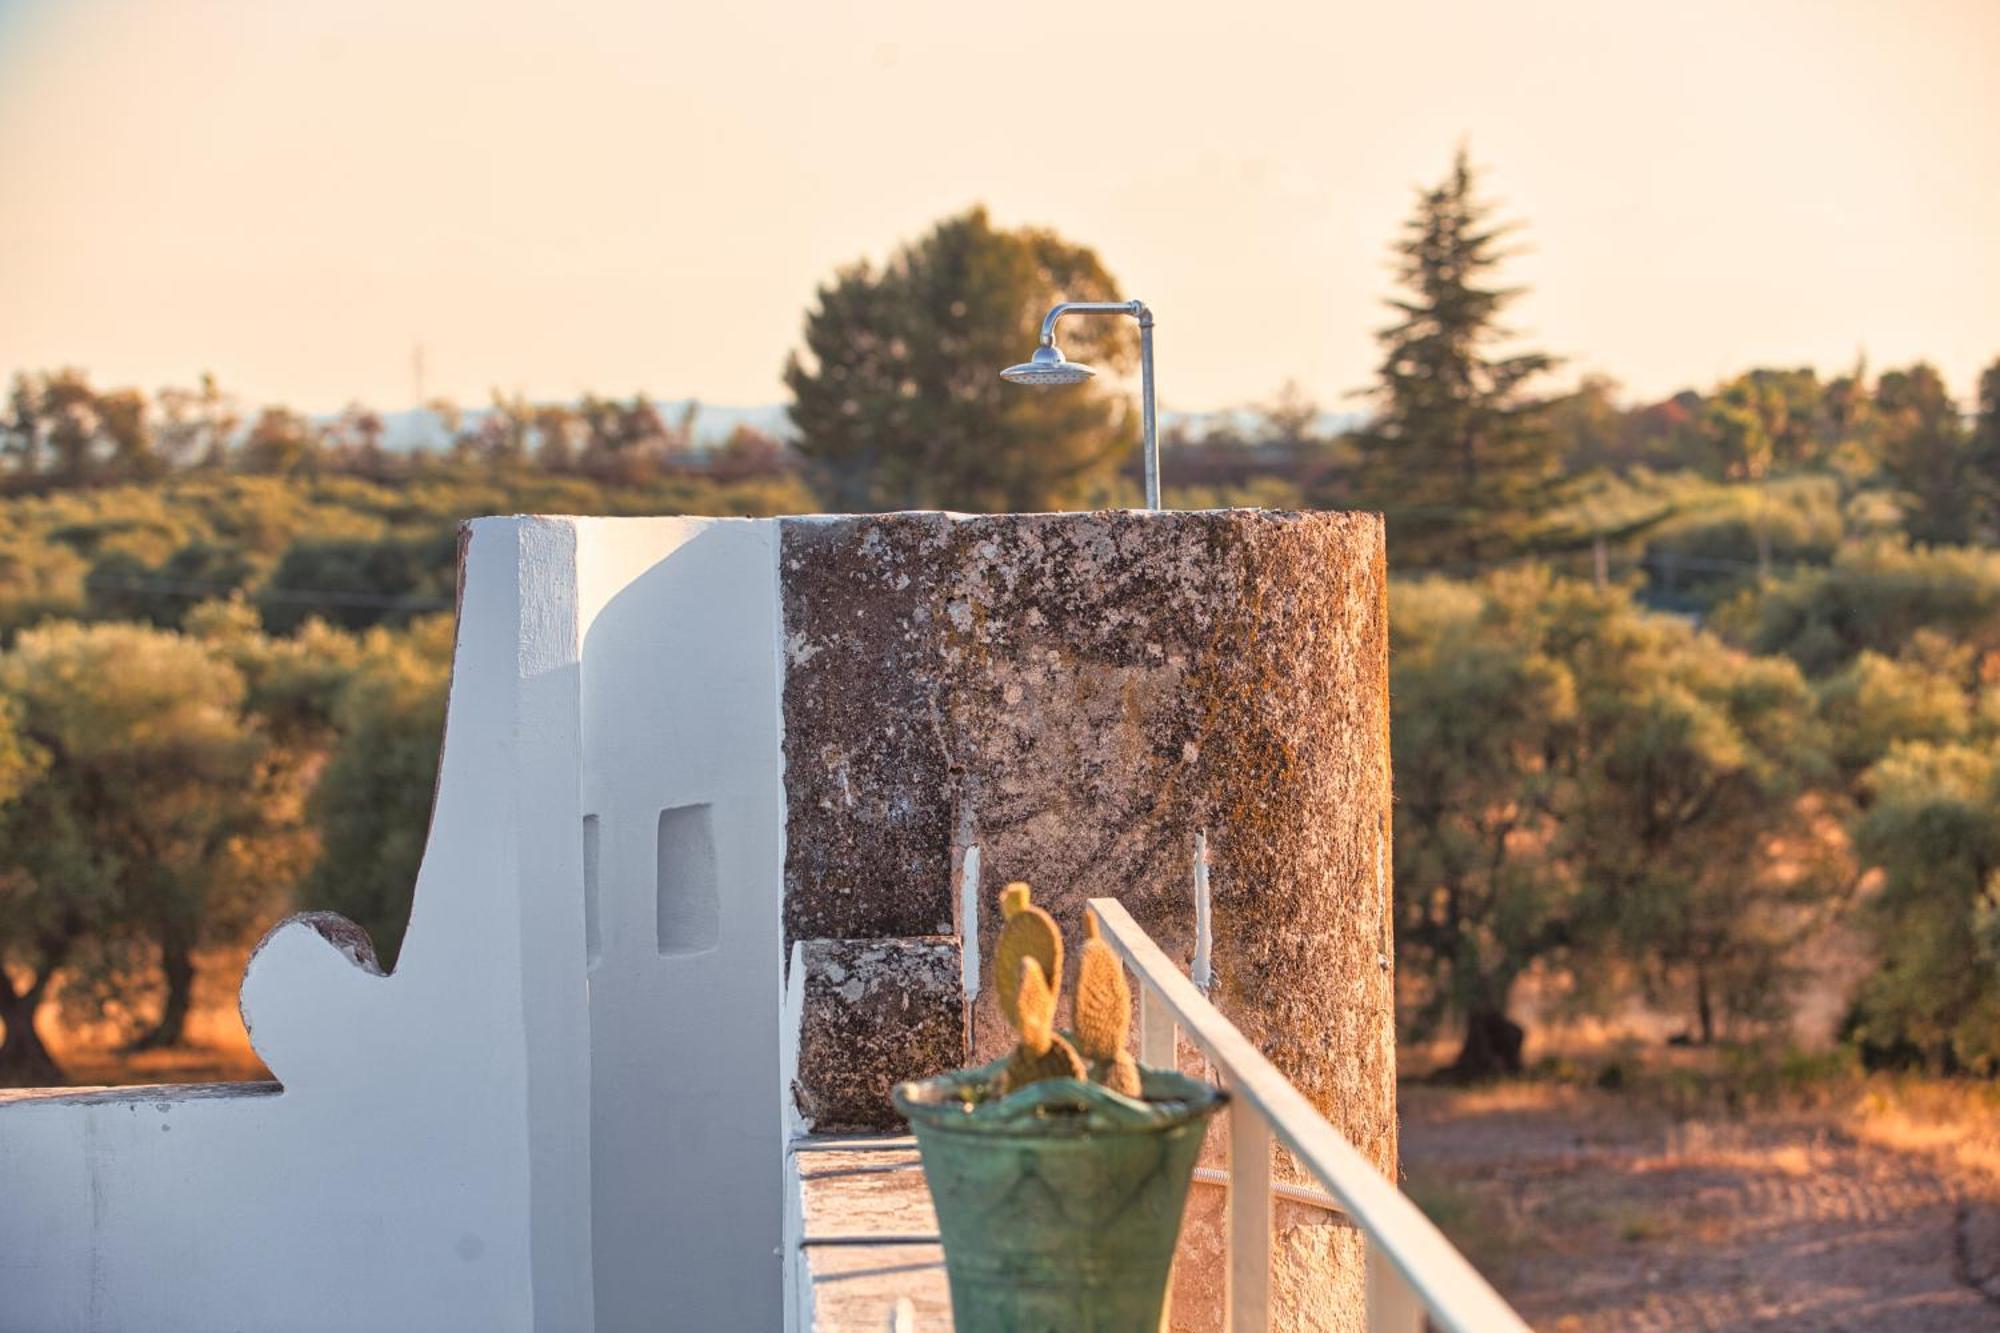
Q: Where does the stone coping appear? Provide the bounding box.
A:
[0,1080,281,1107]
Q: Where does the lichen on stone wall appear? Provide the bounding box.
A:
[792,937,965,1133]
[780,510,1392,1177]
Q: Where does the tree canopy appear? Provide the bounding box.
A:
[299,615,454,970]
[1392,571,1831,1074]
[1850,742,2000,1073]
[0,177,1996,1093]
[0,621,290,1077]
[1354,148,1563,568]
[1875,363,1984,545]
[785,207,1139,512]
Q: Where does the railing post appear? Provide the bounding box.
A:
[1137,980,1178,1330]
[1138,982,1176,1070]
[1226,1091,1272,1332]
[1089,898,1532,1333]
[1366,1240,1425,1333]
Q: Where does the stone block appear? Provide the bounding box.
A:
[793,937,965,1132]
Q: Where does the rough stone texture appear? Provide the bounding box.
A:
[781,509,1393,1319]
[782,518,962,943]
[1172,1173,1367,1333]
[781,509,1393,1138]
[793,937,966,1133]
[245,910,384,984]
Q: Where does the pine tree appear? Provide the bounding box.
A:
[1354,148,1562,568]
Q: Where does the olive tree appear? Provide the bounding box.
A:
[1392,571,1832,1075]
[0,622,283,1066]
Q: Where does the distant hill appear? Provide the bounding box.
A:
[345,401,795,453]
[1164,406,1367,442]
[327,401,1367,453]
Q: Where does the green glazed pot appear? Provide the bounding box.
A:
[891,1056,1227,1333]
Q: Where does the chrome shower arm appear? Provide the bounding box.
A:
[1038,299,1151,345]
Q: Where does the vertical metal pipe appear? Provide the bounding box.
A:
[957,843,981,1002]
[1139,313,1160,509]
[1192,829,1213,994]
[1010,299,1163,508]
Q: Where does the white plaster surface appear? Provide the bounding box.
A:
[0,517,595,1332]
[0,515,791,1332]
[574,517,786,1333]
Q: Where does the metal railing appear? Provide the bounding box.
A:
[1089,897,1530,1333]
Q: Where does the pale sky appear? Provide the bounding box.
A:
[1,0,1995,416]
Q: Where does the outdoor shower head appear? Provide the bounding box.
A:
[1001,298,1160,507]
[998,343,1096,386]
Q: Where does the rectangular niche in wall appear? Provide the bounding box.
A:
[657,803,719,956]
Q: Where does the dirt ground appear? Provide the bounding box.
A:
[36,946,269,1088]
[1401,1078,2000,1331]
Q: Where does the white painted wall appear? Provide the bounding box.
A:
[574,518,786,1332]
[0,516,794,1332]
[0,517,595,1332]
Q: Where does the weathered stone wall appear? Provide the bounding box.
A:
[780,510,1394,1157]
[790,938,965,1130]
[781,509,1392,1327]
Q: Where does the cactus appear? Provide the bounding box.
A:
[986,884,1145,1100]
[993,882,1062,1032]
[999,956,1085,1094]
[1074,912,1141,1097]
